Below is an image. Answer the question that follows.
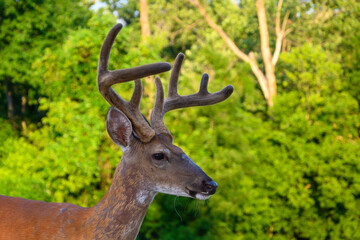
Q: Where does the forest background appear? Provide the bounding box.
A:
[0,0,360,239]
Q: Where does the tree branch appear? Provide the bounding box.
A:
[272,0,290,66]
[188,0,250,63]
[188,0,286,106]
[275,0,283,36]
[248,52,269,101]
[169,20,201,44]
[256,0,276,103]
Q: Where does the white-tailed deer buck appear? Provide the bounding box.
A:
[0,24,233,239]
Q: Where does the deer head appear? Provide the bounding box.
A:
[98,24,234,201]
[0,23,234,240]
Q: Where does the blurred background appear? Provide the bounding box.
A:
[0,0,359,239]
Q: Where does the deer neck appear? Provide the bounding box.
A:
[89,154,156,240]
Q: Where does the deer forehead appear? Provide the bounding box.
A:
[146,144,183,157]
[160,143,184,157]
[143,135,183,154]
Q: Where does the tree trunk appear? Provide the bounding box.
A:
[188,0,289,107]
[5,79,15,118]
[21,87,28,116]
[256,0,276,106]
[140,0,151,38]
[21,87,28,131]
[139,0,154,117]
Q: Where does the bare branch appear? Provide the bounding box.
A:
[248,52,269,101]
[281,11,290,33]
[275,0,284,36]
[273,0,283,66]
[272,35,282,66]
[188,0,286,106]
[284,27,293,37]
[256,0,276,102]
[170,20,201,44]
[272,10,290,66]
[187,0,250,63]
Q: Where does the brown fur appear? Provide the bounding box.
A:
[0,23,230,239]
[0,133,213,240]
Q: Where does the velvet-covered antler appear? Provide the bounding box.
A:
[97,24,171,142]
[150,53,234,136]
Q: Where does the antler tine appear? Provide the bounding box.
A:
[98,24,172,94]
[163,53,234,114]
[163,75,234,113]
[97,24,172,142]
[150,77,171,136]
[150,52,234,136]
[167,53,184,97]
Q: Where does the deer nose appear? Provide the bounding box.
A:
[203,180,218,195]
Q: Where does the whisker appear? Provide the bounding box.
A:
[194,200,199,217]
[174,196,183,222]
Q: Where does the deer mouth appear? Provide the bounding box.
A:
[185,187,212,200]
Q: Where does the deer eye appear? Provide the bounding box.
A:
[153,153,165,161]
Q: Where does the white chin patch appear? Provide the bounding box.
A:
[195,193,211,200]
[154,186,212,200]
[153,186,189,198]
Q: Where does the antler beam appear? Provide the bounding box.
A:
[97,24,171,142]
[150,53,234,136]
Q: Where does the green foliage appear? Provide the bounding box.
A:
[0,0,91,84]
[1,1,360,240]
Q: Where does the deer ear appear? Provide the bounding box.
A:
[106,107,133,147]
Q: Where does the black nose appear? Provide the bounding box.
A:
[203,180,218,195]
